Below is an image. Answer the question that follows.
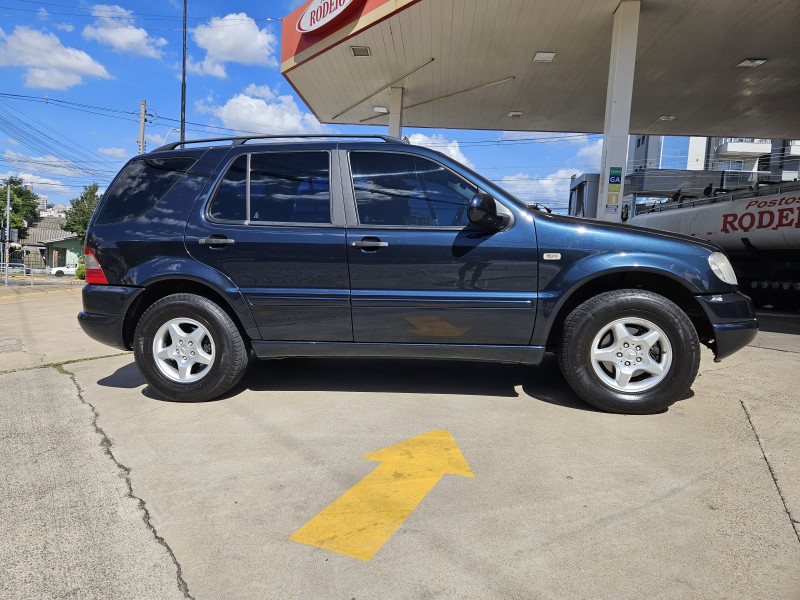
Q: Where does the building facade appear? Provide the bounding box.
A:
[628,136,799,180]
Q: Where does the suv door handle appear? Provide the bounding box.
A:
[350,238,388,250]
[199,236,236,246]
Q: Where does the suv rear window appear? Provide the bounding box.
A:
[208,151,331,225]
[96,156,197,224]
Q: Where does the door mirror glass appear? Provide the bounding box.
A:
[468,193,510,231]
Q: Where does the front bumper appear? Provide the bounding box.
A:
[696,292,758,361]
[77,284,144,351]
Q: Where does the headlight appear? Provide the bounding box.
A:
[708,252,738,285]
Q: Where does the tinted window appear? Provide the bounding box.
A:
[249,152,330,224]
[350,152,476,227]
[208,155,247,221]
[207,152,331,224]
[97,157,196,224]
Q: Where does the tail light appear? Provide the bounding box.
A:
[84,246,108,285]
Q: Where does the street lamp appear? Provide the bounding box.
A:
[162,128,181,145]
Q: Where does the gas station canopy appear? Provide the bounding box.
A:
[281,0,800,138]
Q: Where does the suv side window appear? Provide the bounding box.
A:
[349,151,476,227]
[250,152,330,224]
[96,156,197,224]
[208,151,331,225]
[209,155,247,222]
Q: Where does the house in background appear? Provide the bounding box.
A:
[17,216,79,269]
[42,235,82,269]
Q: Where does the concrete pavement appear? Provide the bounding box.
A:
[0,367,187,600]
[0,285,117,372]
[1,286,798,599]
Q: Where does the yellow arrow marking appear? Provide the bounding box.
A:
[289,430,473,561]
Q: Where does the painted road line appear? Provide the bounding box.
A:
[289,430,474,561]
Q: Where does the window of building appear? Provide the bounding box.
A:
[349,152,476,227]
[717,160,744,171]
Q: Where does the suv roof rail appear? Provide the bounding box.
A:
[153,134,406,152]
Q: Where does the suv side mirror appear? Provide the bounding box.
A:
[468,193,510,231]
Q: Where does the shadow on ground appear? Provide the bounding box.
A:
[97,353,597,412]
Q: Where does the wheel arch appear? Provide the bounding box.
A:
[543,269,713,350]
[122,276,257,350]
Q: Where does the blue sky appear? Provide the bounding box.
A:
[0,0,605,212]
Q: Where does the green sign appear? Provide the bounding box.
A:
[608,167,622,193]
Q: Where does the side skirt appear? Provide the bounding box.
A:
[251,341,545,365]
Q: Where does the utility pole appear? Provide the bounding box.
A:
[180,0,187,142]
[138,99,147,154]
[4,183,10,286]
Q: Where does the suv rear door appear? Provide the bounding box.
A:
[341,148,538,346]
[186,146,352,342]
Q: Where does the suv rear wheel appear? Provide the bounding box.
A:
[559,289,700,414]
[133,293,249,401]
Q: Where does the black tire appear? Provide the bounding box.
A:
[54,270,64,277]
[133,293,249,402]
[558,289,700,414]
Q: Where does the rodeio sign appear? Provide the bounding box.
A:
[296,0,363,33]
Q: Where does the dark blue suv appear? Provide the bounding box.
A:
[78,135,757,414]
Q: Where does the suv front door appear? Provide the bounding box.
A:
[343,149,538,346]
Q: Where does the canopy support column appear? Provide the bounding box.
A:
[389,87,404,138]
[597,0,640,221]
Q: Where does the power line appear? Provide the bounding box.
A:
[1,94,791,202]
[1,3,283,22]
[11,92,783,154]
[0,100,118,179]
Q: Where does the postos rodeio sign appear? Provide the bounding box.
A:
[296,0,363,33]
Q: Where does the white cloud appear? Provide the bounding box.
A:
[0,26,111,90]
[198,86,327,135]
[98,147,128,158]
[407,134,474,169]
[16,172,72,197]
[243,83,276,100]
[186,55,226,78]
[499,168,580,213]
[575,139,603,169]
[56,23,75,32]
[83,4,167,58]
[6,138,20,146]
[26,68,82,89]
[189,13,278,78]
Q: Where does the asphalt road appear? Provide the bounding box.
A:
[1,286,798,599]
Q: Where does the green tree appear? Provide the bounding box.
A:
[1,176,40,234]
[63,183,101,240]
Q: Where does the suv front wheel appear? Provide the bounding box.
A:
[133,293,249,401]
[559,289,700,414]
